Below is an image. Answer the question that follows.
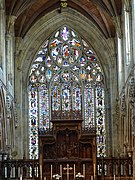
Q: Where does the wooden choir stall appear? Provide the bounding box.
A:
[39,110,97,180]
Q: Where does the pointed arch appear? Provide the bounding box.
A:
[28,26,106,159]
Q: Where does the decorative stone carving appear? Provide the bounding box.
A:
[60,0,68,8]
[124,0,131,12]
[6,15,16,35]
[129,76,135,107]
[129,76,135,136]
[11,150,18,157]
[13,101,18,127]
[120,90,126,116]
[115,99,120,122]
[132,115,135,136]
[6,95,18,127]
[6,95,11,119]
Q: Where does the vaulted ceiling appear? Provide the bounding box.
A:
[5,0,122,39]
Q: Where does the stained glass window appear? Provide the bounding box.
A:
[28,26,106,158]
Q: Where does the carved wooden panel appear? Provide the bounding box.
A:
[79,143,92,158]
[43,143,56,159]
[56,129,78,159]
[39,116,97,180]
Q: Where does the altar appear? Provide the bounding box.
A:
[39,110,97,180]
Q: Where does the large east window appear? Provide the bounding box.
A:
[28,26,106,159]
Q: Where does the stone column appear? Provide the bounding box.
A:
[0,1,6,83]
[133,147,135,178]
[132,0,135,66]
[14,37,24,159]
[113,100,120,157]
[129,75,135,178]
[6,15,16,96]
[117,37,125,92]
[112,15,125,92]
[109,52,119,156]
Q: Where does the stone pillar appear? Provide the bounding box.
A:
[6,15,16,96]
[133,147,135,178]
[128,75,135,178]
[120,91,126,156]
[109,52,119,156]
[132,0,135,66]
[113,100,120,156]
[117,37,125,92]
[112,14,125,93]
[14,37,24,159]
[0,1,6,83]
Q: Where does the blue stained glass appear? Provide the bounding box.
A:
[39,85,49,129]
[80,68,86,80]
[62,84,71,111]
[73,85,81,111]
[46,56,52,67]
[96,88,105,157]
[51,47,59,60]
[63,60,69,66]
[84,87,95,127]
[34,56,44,62]
[52,84,61,111]
[80,56,86,66]
[29,89,38,159]
[46,69,52,80]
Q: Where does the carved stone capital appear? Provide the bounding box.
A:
[6,15,16,35]
[124,0,131,12]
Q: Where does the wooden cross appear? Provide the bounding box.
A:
[63,164,73,180]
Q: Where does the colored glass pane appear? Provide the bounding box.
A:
[39,85,49,129]
[62,84,71,111]
[29,88,38,159]
[84,86,95,127]
[52,84,61,111]
[73,85,81,111]
[96,88,106,157]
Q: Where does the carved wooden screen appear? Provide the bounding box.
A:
[40,124,96,180]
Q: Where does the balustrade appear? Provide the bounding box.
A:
[0,156,133,179]
[97,157,133,179]
[0,158,39,179]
